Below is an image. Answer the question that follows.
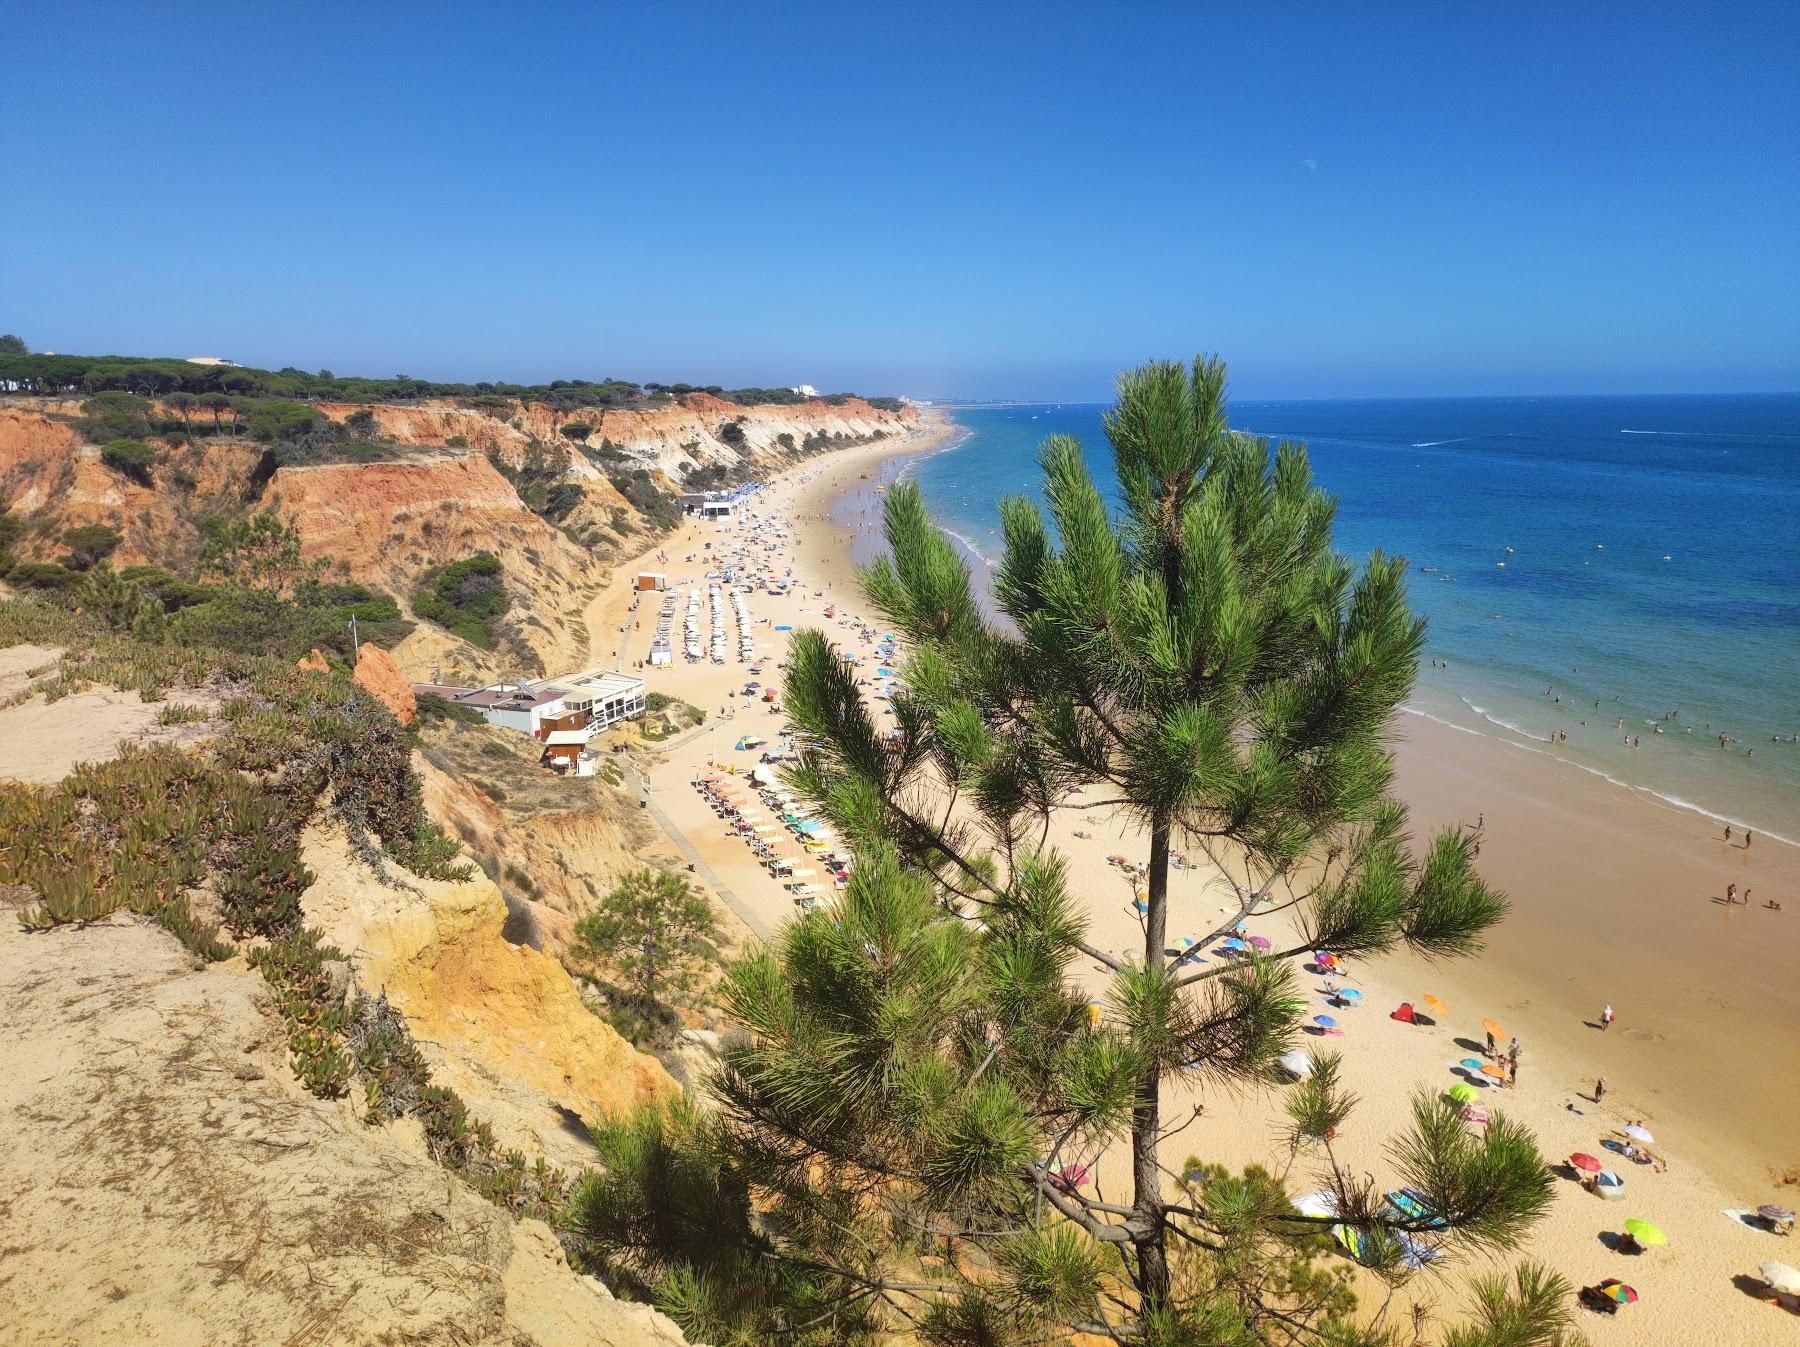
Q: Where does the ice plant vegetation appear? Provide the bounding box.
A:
[574,358,1568,1347]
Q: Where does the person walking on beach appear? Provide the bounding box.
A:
[1600,1003,1614,1032]
[1485,1029,1497,1056]
[1594,1076,1606,1103]
[1724,824,1732,842]
[1727,883,1737,904]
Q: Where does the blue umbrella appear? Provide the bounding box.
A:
[774,624,792,631]
[1314,1014,1337,1028]
[1460,1058,1484,1070]
[1338,988,1362,1001]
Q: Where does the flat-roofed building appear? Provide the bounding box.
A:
[554,669,646,729]
[410,681,570,736]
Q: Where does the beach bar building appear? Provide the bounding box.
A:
[410,680,574,736]
[680,490,740,518]
[410,670,646,775]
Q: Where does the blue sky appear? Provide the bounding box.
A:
[3,2,1795,400]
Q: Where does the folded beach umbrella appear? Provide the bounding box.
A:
[1763,1262,1800,1295]
[1569,1153,1603,1173]
[1622,1218,1668,1247]
[1449,1083,1478,1104]
[1480,1017,1506,1040]
[1422,995,1449,1018]
[1085,1001,1103,1028]
[1622,1124,1654,1144]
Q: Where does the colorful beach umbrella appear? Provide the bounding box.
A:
[1758,1204,1796,1225]
[1598,1281,1638,1306]
[1622,1124,1654,1144]
[1480,1017,1506,1039]
[1622,1218,1668,1247]
[1422,995,1449,1017]
[1449,1083,1478,1104]
[1570,1153,1603,1172]
[1314,1014,1337,1028]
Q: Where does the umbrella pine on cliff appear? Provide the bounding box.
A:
[572,358,1566,1347]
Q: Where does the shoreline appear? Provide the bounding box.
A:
[592,414,1799,1341]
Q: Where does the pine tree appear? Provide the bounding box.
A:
[574,867,720,1023]
[577,358,1569,1347]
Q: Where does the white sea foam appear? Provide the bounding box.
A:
[1398,704,1485,738]
[1410,436,1479,448]
[936,522,997,566]
[1622,427,1800,440]
[1458,697,1550,740]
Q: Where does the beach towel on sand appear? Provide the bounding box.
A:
[1385,1187,1446,1227]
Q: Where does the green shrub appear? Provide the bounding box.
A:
[250,926,351,1097]
[100,438,160,485]
[8,561,82,592]
[412,552,509,648]
[416,691,486,725]
[60,523,122,570]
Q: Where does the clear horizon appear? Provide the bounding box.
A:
[3,2,1796,402]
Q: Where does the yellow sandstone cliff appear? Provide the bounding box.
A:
[299,823,677,1165]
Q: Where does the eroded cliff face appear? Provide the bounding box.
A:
[417,737,662,952]
[0,404,265,573]
[299,823,677,1167]
[0,907,690,1347]
[316,392,915,480]
[264,452,608,679]
[1,391,912,677]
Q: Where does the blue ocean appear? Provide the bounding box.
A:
[874,395,1800,842]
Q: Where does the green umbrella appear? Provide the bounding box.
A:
[1449,1083,1478,1104]
[1622,1218,1667,1246]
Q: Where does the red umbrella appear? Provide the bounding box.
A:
[1570,1153,1603,1173]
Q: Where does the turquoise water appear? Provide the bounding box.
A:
[888,395,1800,841]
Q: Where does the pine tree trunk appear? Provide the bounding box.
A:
[1131,814,1172,1308]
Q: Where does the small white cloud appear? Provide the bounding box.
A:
[1302,158,1318,172]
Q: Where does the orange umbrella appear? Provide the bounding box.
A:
[1480,1063,1508,1079]
[1422,995,1449,1018]
[1480,1017,1505,1040]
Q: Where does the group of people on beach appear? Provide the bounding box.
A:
[1483,1030,1524,1087]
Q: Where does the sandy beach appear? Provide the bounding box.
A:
[585,415,1800,1341]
